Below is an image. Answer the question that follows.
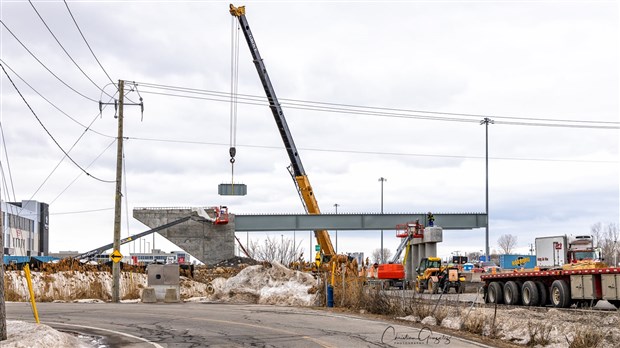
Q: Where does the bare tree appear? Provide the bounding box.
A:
[497,234,518,254]
[467,251,482,262]
[247,236,303,266]
[593,222,619,265]
[371,248,393,264]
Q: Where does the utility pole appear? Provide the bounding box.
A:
[480,117,494,262]
[101,80,143,303]
[1,192,6,340]
[378,177,387,263]
[112,79,125,303]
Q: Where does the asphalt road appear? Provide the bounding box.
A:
[6,302,491,348]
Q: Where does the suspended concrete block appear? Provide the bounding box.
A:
[218,183,247,196]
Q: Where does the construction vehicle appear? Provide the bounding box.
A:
[415,257,464,294]
[415,257,443,293]
[535,235,601,269]
[370,221,424,289]
[482,234,620,308]
[230,4,352,270]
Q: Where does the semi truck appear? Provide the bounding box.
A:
[482,235,618,308]
[535,235,599,269]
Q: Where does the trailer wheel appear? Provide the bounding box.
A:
[550,280,571,308]
[521,281,539,306]
[486,282,503,304]
[535,281,548,307]
[504,281,521,305]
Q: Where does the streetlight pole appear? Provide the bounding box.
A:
[480,117,494,262]
[378,177,387,263]
[334,203,339,254]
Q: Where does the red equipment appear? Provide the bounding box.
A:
[213,206,229,225]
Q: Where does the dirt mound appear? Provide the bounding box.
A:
[212,256,261,268]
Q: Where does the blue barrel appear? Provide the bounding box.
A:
[327,285,334,307]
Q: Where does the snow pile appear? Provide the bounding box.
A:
[4,320,86,348]
[205,262,318,306]
[4,270,210,302]
[400,306,620,348]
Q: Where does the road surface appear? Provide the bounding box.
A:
[7,302,491,347]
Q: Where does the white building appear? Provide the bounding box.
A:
[2,200,49,256]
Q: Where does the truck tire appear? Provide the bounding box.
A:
[521,281,539,306]
[550,279,571,308]
[504,281,521,305]
[486,282,503,304]
[535,281,548,307]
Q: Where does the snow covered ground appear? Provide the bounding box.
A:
[3,262,319,346]
[3,320,89,348]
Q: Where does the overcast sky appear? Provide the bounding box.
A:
[1,1,618,263]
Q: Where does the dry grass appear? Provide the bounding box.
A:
[462,312,485,335]
[566,326,604,348]
[3,274,21,301]
[527,321,552,346]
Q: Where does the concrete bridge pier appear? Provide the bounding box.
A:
[133,208,235,265]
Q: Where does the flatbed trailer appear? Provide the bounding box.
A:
[481,267,620,308]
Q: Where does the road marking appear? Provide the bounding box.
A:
[45,321,164,348]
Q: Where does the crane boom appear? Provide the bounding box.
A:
[230,4,335,257]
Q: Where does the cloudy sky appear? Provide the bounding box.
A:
[1,1,618,263]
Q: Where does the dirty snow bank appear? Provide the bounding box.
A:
[4,270,210,301]
[197,262,318,306]
[400,306,620,348]
[4,320,86,348]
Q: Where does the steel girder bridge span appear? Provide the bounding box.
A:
[233,212,487,232]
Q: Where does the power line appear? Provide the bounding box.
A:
[49,138,117,205]
[0,19,98,103]
[0,123,17,202]
[63,0,114,86]
[0,59,115,138]
[1,63,114,183]
[134,81,619,128]
[125,136,617,164]
[50,207,114,215]
[28,0,114,100]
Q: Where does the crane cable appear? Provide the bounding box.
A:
[229,16,241,185]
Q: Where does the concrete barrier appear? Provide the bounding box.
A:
[141,287,157,303]
[164,288,179,303]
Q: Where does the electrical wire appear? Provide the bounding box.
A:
[0,20,98,103]
[1,63,114,183]
[0,59,115,138]
[50,207,114,215]
[28,0,115,100]
[133,81,619,129]
[122,142,132,251]
[0,122,17,202]
[63,0,114,86]
[49,138,117,205]
[124,136,617,164]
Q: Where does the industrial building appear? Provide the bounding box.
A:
[2,200,49,257]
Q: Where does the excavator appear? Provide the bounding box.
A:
[229,4,356,274]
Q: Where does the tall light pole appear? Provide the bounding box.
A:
[334,203,340,254]
[378,177,387,263]
[480,118,494,262]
